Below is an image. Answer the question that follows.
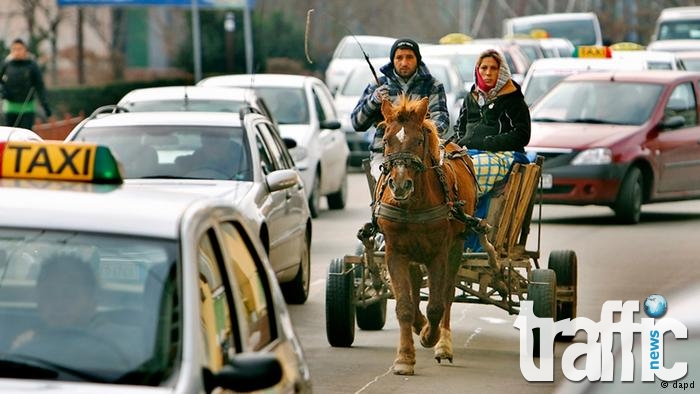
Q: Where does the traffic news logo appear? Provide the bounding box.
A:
[513,296,688,382]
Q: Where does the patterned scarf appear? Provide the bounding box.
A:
[474,51,511,107]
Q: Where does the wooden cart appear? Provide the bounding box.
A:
[326,156,578,355]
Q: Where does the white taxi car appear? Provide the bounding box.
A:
[0,126,42,142]
[0,141,312,392]
[197,74,349,218]
[65,110,313,304]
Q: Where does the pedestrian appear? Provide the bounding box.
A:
[351,37,450,180]
[454,48,531,198]
[0,38,52,130]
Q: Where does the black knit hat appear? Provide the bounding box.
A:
[390,38,422,63]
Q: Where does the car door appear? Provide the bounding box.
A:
[311,81,348,194]
[254,118,306,272]
[651,81,700,194]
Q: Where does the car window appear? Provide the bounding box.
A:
[255,87,309,125]
[257,122,294,171]
[312,84,336,123]
[123,99,247,113]
[665,82,698,126]
[218,222,275,351]
[198,230,237,371]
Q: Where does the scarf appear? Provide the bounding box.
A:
[473,51,512,107]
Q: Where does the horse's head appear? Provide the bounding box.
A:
[379,95,440,201]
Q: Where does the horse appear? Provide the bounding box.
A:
[372,95,489,375]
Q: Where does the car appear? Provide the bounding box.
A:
[0,126,42,142]
[674,50,700,71]
[651,6,700,42]
[526,70,700,224]
[521,56,648,106]
[116,85,276,122]
[197,73,349,218]
[65,110,313,304]
[324,34,396,94]
[537,37,575,58]
[420,42,496,89]
[334,56,466,167]
[646,38,700,53]
[502,12,603,47]
[0,140,312,393]
[610,50,686,71]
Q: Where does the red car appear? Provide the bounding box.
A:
[527,70,700,223]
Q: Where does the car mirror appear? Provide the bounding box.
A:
[203,353,283,393]
[661,115,685,130]
[283,137,297,149]
[321,119,341,130]
[266,169,299,191]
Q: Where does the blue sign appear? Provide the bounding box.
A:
[57,0,252,7]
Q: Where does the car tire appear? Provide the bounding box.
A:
[281,233,310,304]
[326,173,347,210]
[308,171,321,218]
[326,257,355,347]
[613,167,642,224]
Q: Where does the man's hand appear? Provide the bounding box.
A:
[371,85,389,104]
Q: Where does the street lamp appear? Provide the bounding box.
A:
[224,12,236,72]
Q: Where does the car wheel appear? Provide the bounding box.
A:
[613,167,642,224]
[281,233,310,304]
[326,173,347,210]
[308,171,321,218]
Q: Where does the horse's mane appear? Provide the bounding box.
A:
[379,94,440,161]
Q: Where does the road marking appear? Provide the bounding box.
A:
[353,366,393,394]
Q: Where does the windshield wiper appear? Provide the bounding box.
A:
[532,117,564,123]
[567,118,607,124]
[0,354,108,382]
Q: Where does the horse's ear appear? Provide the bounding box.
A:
[381,99,393,121]
[416,97,429,121]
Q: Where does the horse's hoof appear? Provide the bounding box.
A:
[420,327,440,348]
[434,349,453,363]
[392,362,415,375]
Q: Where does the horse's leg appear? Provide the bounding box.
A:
[410,263,427,335]
[419,252,447,349]
[387,254,416,375]
[435,244,463,363]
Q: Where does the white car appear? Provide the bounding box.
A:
[0,126,42,142]
[0,141,312,393]
[611,50,686,71]
[197,73,349,218]
[325,34,396,94]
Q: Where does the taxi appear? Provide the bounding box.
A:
[0,141,312,392]
[527,71,700,223]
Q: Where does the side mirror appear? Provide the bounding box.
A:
[661,115,685,130]
[266,169,299,192]
[320,119,341,130]
[203,353,283,393]
[283,137,297,150]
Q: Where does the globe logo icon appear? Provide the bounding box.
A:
[644,294,667,318]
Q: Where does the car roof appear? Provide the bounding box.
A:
[118,85,259,103]
[528,57,646,72]
[77,111,243,128]
[647,39,700,52]
[0,126,42,141]
[561,70,700,83]
[421,43,495,56]
[658,6,700,19]
[506,12,598,23]
[199,74,319,89]
[0,180,205,239]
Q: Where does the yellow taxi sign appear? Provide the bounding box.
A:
[610,42,645,51]
[573,45,611,58]
[0,141,123,184]
[439,33,472,44]
[530,29,549,39]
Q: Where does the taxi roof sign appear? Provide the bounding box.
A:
[0,141,123,184]
[439,33,472,44]
[530,29,549,39]
[573,45,611,58]
[610,42,645,51]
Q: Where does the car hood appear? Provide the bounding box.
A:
[528,122,642,150]
[0,379,170,393]
[277,124,313,147]
[124,179,253,201]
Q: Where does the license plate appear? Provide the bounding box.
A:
[541,173,553,189]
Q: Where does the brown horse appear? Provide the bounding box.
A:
[373,95,486,375]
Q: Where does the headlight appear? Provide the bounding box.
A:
[571,148,612,165]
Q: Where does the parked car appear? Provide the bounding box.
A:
[65,110,313,304]
[0,126,42,142]
[116,85,276,122]
[333,56,465,167]
[526,70,700,224]
[0,140,312,392]
[197,73,349,218]
[325,34,396,94]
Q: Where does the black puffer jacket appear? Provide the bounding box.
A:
[454,80,531,152]
[0,57,49,108]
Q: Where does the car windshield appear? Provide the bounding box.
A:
[658,20,700,40]
[338,42,392,59]
[531,80,663,125]
[0,228,179,385]
[512,19,597,46]
[524,74,569,105]
[122,99,248,113]
[72,125,252,181]
[682,58,700,71]
[252,87,309,125]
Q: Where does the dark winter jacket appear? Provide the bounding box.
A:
[454,80,530,152]
[0,56,50,114]
[350,61,449,153]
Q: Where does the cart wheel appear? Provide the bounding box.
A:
[527,269,557,358]
[354,265,387,330]
[326,257,355,347]
[548,250,578,343]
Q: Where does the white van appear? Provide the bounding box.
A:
[502,12,603,47]
[651,6,700,42]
